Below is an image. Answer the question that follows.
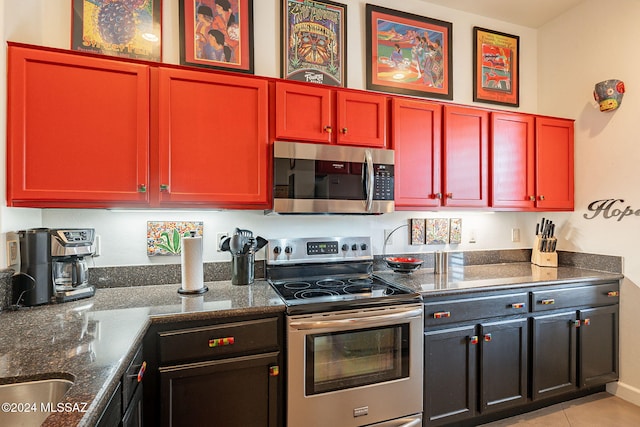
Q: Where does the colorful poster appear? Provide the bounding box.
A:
[426,218,449,245]
[147,221,203,256]
[282,0,347,87]
[72,0,162,61]
[473,27,519,106]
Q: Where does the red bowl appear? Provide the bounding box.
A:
[384,257,423,273]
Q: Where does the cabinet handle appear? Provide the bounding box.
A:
[607,291,620,297]
[529,195,536,201]
[433,311,451,319]
[511,302,525,309]
[160,184,169,192]
[209,336,235,347]
[138,184,147,193]
[269,365,280,377]
[539,195,546,201]
[434,193,442,199]
[540,298,555,305]
[583,318,591,326]
[574,320,581,328]
[128,361,147,383]
[446,193,453,199]
[324,125,333,133]
[484,333,492,342]
[341,127,348,134]
[470,336,479,345]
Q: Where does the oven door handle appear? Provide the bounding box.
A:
[289,307,423,330]
[364,149,374,213]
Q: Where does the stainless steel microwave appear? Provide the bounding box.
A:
[272,141,394,214]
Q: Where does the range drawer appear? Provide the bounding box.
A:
[158,317,279,365]
[424,292,528,327]
[531,282,619,312]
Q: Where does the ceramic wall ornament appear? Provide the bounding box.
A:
[593,79,625,112]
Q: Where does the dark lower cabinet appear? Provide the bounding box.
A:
[579,305,619,387]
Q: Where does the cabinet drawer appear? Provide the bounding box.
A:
[122,346,144,410]
[531,283,619,312]
[158,317,279,364]
[424,292,528,326]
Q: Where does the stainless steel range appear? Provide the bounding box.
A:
[266,236,424,427]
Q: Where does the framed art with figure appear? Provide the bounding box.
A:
[179,0,254,73]
[281,0,347,87]
[365,4,452,100]
[473,27,519,107]
[72,0,162,61]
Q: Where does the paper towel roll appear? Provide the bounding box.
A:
[181,233,204,292]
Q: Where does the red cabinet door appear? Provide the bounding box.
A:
[491,112,535,209]
[156,68,269,208]
[535,117,574,210]
[336,91,387,147]
[274,82,332,143]
[443,106,489,207]
[391,98,442,208]
[7,45,150,207]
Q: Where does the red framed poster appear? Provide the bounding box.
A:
[473,27,520,107]
[179,0,254,73]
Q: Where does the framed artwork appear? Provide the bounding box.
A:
[449,218,462,244]
[147,221,203,256]
[365,4,452,100]
[410,218,426,245]
[473,27,520,107]
[179,0,254,73]
[281,0,347,87]
[426,218,449,245]
[71,0,162,61]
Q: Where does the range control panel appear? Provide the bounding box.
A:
[266,236,372,265]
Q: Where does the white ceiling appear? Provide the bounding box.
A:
[420,0,587,28]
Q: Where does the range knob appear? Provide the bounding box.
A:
[284,246,293,254]
[351,244,358,251]
[342,244,349,252]
[361,243,368,250]
[273,246,282,255]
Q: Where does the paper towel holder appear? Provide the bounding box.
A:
[178,230,209,295]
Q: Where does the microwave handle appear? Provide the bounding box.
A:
[364,149,374,212]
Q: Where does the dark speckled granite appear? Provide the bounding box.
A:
[0,269,12,310]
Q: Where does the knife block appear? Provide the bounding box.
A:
[531,236,558,267]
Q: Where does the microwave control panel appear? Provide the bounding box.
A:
[373,164,394,200]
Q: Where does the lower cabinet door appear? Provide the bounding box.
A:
[122,384,143,427]
[479,318,528,413]
[424,325,477,426]
[579,305,619,387]
[159,352,280,427]
[531,311,578,400]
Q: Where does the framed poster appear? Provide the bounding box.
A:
[473,27,519,107]
[366,4,452,100]
[281,0,347,87]
[179,0,254,73]
[72,0,162,61]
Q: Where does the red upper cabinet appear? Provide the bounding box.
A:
[443,106,490,208]
[7,44,150,207]
[275,81,387,147]
[535,117,574,210]
[391,98,442,209]
[155,67,270,208]
[491,112,536,209]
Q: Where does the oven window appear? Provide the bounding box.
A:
[305,324,410,395]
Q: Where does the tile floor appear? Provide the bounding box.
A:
[479,392,640,426]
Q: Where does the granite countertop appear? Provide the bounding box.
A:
[0,262,623,426]
[0,280,284,427]
[375,262,624,297]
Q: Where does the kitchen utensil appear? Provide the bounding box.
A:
[230,234,243,255]
[255,236,268,251]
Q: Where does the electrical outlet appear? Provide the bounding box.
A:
[384,229,393,245]
[217,232,229,251]
[511,228,520,242]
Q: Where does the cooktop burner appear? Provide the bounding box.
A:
[270,274,405,301]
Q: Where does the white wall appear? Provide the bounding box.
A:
[0,0,540,266]
[537,0,640,406]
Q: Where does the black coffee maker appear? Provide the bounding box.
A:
[10,228,96,306]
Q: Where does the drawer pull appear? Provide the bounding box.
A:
[209,336,235,348]
[484,333,492,342]
[137,361,146,383]
[269,365,280,377]
[541,298,555,305]
[511,303,525,309]
[607,291,620,297]
[583,318,591,326]
[574,320,581,328]
[433,311,451,319]
[470,336,479,345]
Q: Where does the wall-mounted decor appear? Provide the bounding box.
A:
[72,0,162,61]
[147,221,204,256]
[281,0,347,87]
[449,218,462,244]
[473,27,519,107]
[410,218,426,245]
[365,4,452,100]
[426,218,449,245]
[179,0,254,73]
[593,79,625,112]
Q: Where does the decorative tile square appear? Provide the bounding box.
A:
[426,218,449,245]
[411,218,426,245]
[147,221,203,256]
[449,218,462,244]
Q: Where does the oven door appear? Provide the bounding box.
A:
[287,304,423,427]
